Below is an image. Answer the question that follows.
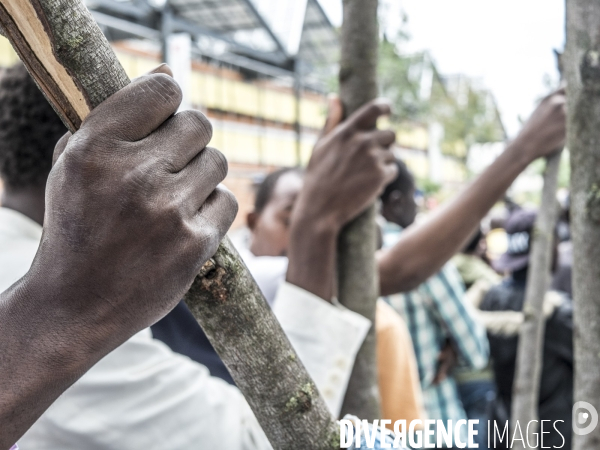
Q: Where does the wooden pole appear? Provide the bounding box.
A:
[337,0,382,420]
[0,1,340,448]
[510,150,561,449]
[565,0,600,448]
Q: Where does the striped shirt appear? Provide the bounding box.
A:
[383,223,489,443]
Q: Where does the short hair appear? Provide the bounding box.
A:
[254,167,303,213]
[380,159,414,203]
[0,63,67,189]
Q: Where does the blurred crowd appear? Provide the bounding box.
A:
[0,62,571,449]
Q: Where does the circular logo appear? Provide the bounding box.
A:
[573,401,599,436]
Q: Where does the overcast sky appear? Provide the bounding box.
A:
[318,0,565,137]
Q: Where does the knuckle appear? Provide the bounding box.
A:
[365,101,389,120]
[361,134,378,151]
[58,145,84,172]
[147,73,183,108]
[382,129,396,142]
[157,197,190,238]
[217,186,239,221]
[338,124,354,141]
[186,110,213,142]
[197,222,221,252]
[120,161,160,207]
[204,147,229,181]
[359,102,379,120]
[163,198,185,221]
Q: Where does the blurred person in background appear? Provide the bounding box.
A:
[380,160,489,448]
[453,228,500,291]
[452,229,502,449]
[237,85,566,438]
[376,81,567,447]
[480,209,573,449]
[235,165,428,425]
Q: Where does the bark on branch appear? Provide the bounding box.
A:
[337,0,381,421]
[565,1,600,448]
[0,0,339,447]
[510,150,561,450]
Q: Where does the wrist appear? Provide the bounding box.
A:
[291,194,342,237]
[505,134,538,168]
[287,195,339,301]
[5,270,113,379]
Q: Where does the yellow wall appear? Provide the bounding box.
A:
[0,36,324,167]
[0,36,466,182]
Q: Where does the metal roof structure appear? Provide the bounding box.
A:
[86,0,339,90]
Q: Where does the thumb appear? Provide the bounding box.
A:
[53,63,173,166]
[320,95,344,138]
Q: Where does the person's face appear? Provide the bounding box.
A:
[247,172,304,257]
[381,185,417,228]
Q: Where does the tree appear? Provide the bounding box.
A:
[565,1,600,448]
[378,37,505,162]
[336,0,382,421]
[0,0,339,447]
[510,151,561,450]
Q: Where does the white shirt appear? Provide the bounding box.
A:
[237,247,366,411]
[0,207,370,449]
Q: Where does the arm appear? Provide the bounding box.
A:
[0,73,236,448]
[378,89,566,295]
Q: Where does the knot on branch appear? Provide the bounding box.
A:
[581,50,600,91]
[586,183,600,222]
[285,383,315,414]
[199,262,229,303]
[339,64,353,84]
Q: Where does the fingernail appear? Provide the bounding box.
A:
[150,63,173,77]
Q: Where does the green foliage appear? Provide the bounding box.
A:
[376,34,505,159]
[417,177,442,196]
[378,38,431,122]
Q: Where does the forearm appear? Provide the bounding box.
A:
[286,206,339,301]
[378,141,533,295]
[0,276,111,447]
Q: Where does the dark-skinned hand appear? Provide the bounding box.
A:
[43,69,236,350]
[0,66,237,448]
[287,97,397,301]
[512,86,566,163]
[433,340,458,385]
[294,98,398,232]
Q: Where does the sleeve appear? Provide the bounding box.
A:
[273,282,372,418]
[423,264,489,370]
[19,329,272,450]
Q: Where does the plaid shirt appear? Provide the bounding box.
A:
[383,223,489,433]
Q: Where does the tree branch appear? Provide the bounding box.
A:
[565,1,600,448]
[510,150,561,450]
[337,0,381,420]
